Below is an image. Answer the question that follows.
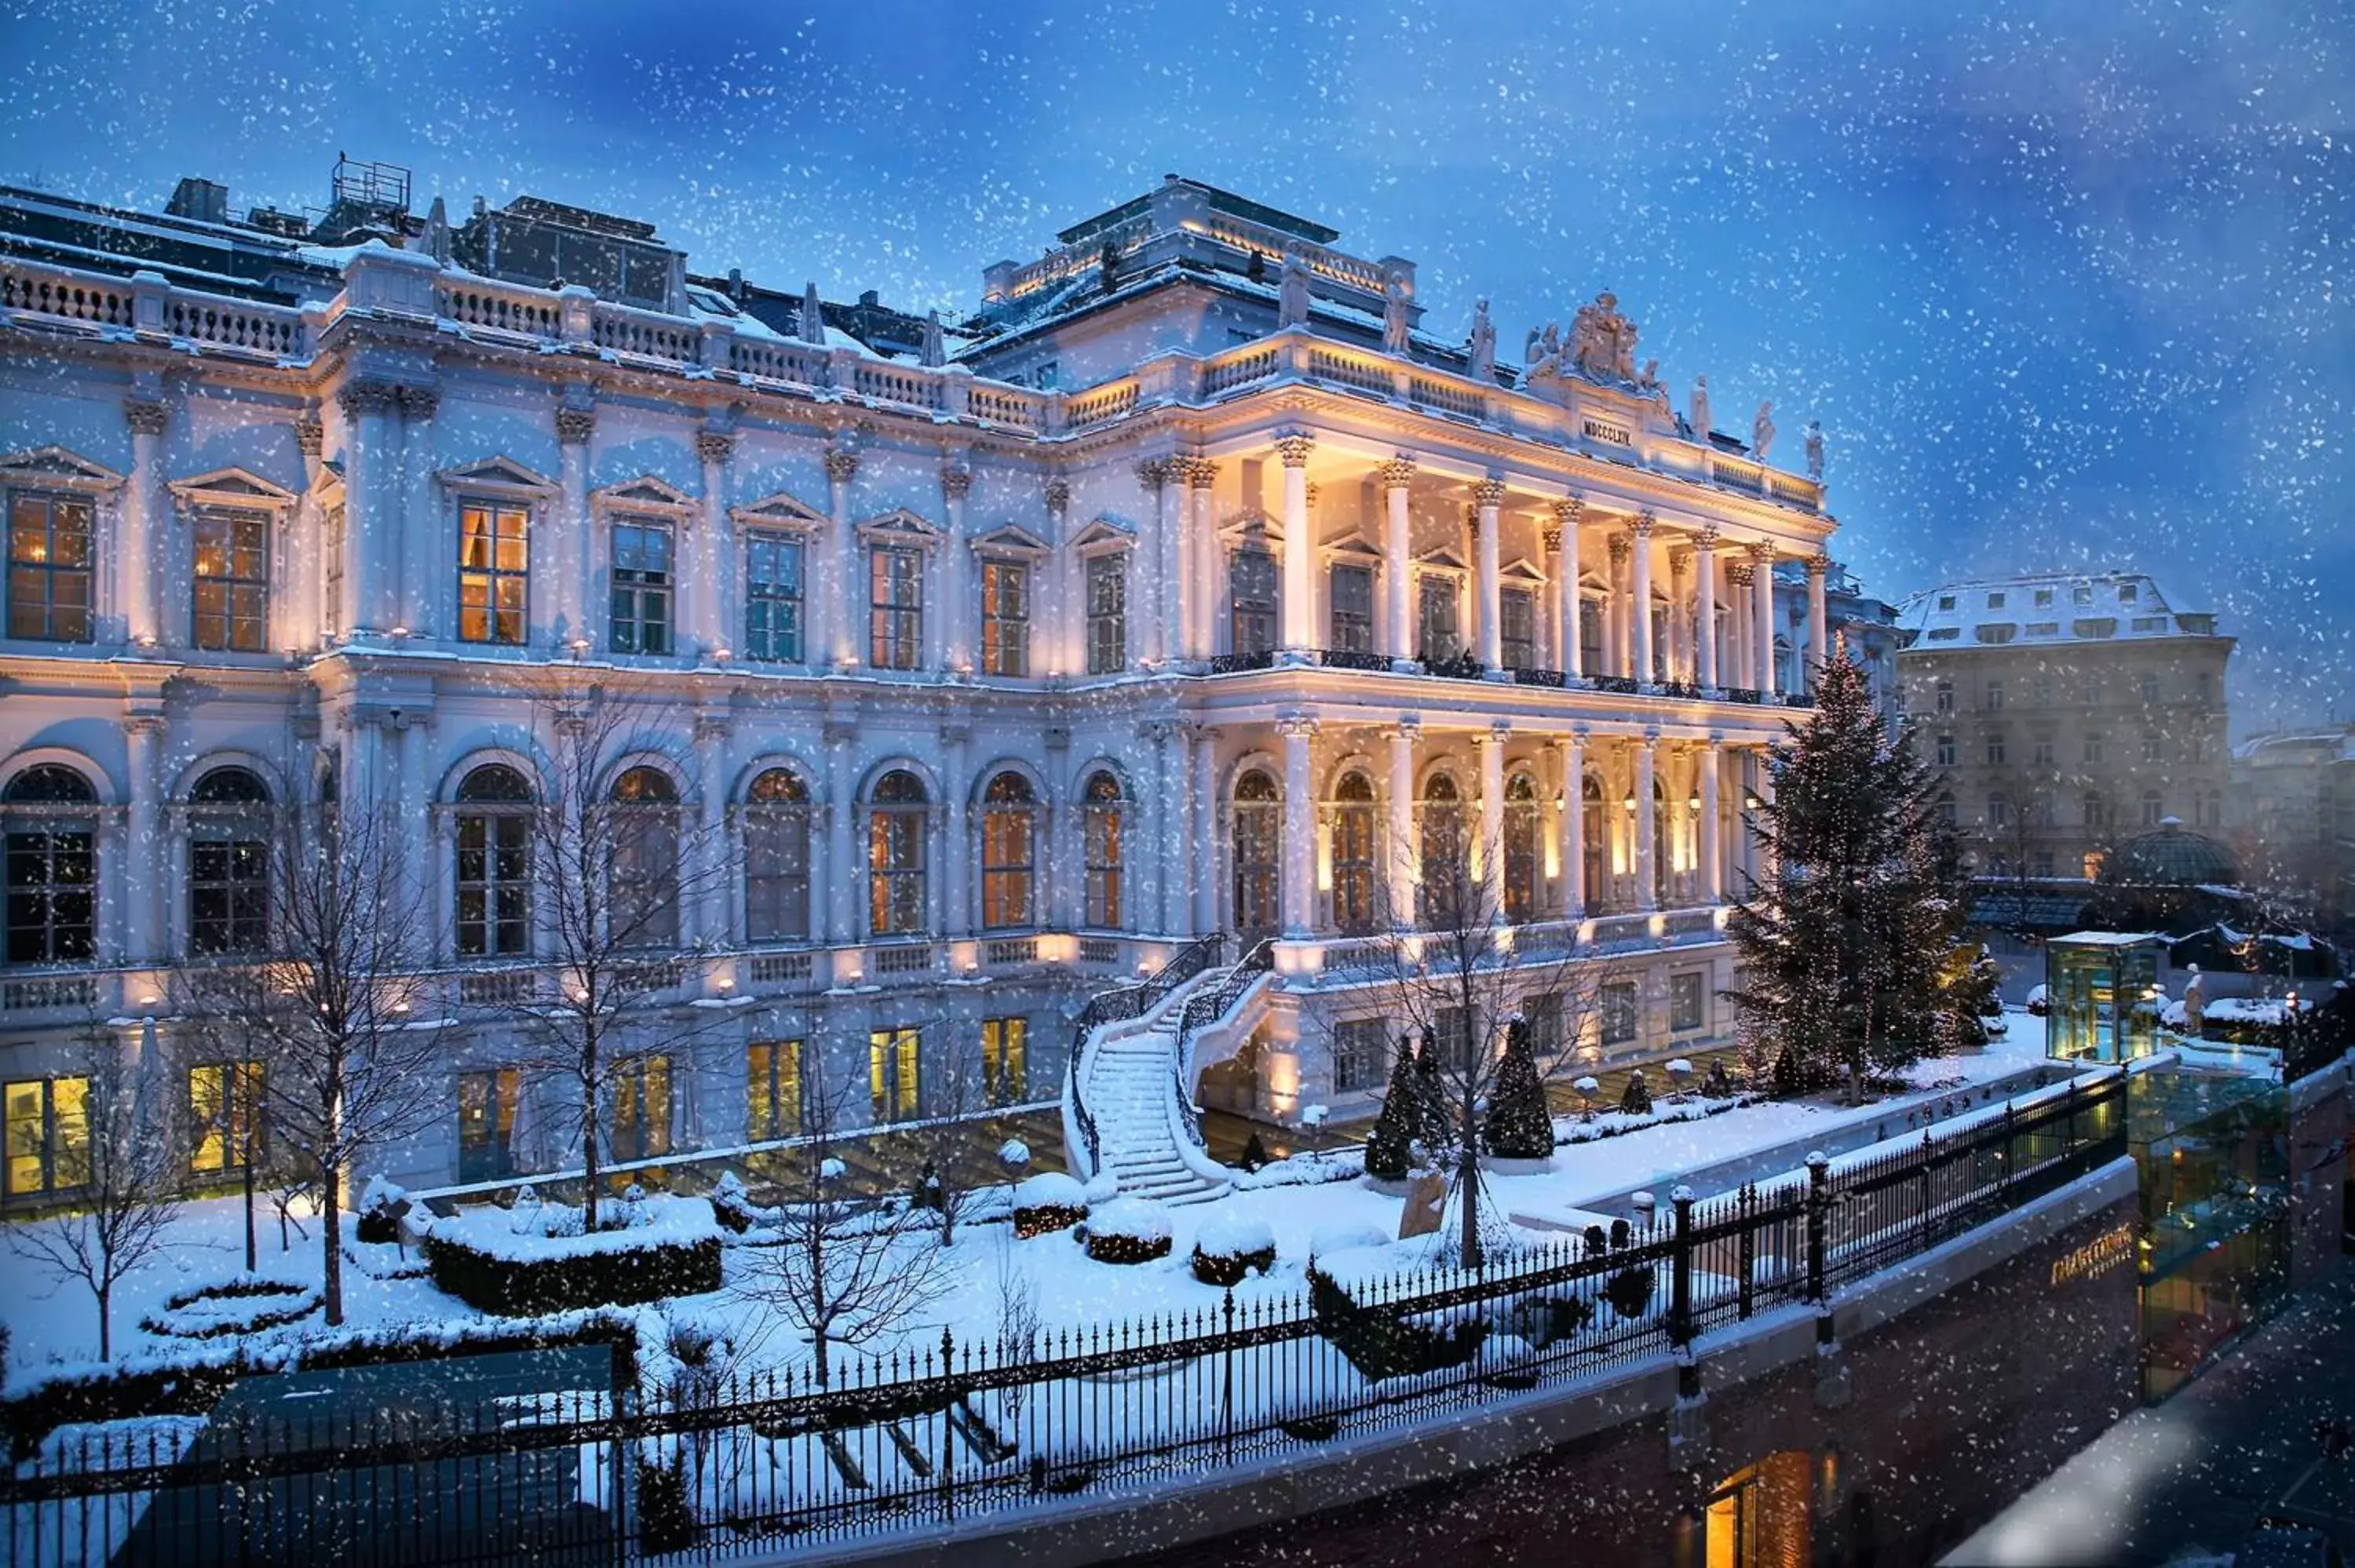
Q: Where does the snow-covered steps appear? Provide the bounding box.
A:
[1071,988,1232,1207]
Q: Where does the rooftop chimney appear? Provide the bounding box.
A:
[166,177,229,225]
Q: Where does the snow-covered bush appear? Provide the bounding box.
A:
[1084,1198,1174,1264]
[2026,983,2050,1018]
[139,1277,321,1340]
[425,1198,725,1315]
[355,1176,409,1245]
[1012,1172,1088,1238]
[1191,1212,1277,1285]
[1619,1070,1653,1116]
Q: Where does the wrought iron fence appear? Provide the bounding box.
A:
[0,1073,2127,1567]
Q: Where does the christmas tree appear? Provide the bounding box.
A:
[1725,643,1984,1103]
[1482,1019,1553,1158]
[1362,1035,1422,1180]
[1413,1030,1455,1163]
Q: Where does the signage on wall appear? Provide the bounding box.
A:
[2050,1223,2136,1288]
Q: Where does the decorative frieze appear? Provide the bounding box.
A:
[338,380,403,418]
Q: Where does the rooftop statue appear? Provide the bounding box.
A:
[1276,244,1313,329]
[800,280,827,345]
[1382,272,1412,356]
[1467,297,1495,381]
[921,309,946,368]
[1752,400,1776,463]
[1804,419,1824,481]
[1570,290,1638,381]
[1689,374,1713,439]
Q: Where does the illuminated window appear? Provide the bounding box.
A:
[868,770,929,935]
[744,769,812,943]
[609,1055,672,1163]
[981,1016,1027,1106]
[609,518,674,655]
[979,559,1030,676]
[455,764,531,958]
[1231,771,1281,941]
[743,532,804,662]
[192,509,270,651]
[1082,771,1125,929]
[6,491,94,643]
[869,1026,920,1123]
[4,1076,89,1196]
[869,545,923,669]
[457,501,528,644]
[188,1059,265,1176]
[747,1040,802,1142]
[456,1068,519,1183]
[980,772,1037,929]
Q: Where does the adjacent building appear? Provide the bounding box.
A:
[0,165,1840,1199]
[2229,724,2355,935]
[1776,556,1900,717]
[1897,572,2233,882]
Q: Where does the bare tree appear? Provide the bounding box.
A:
[900,1027,988,1248]
[732,1051,951,1387]
[1360,808,1596,1271]
[177,798,447,1325]
[7,1024,182,1360]
[502,691,731,1231]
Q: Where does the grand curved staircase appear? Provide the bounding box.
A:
[1061,935,1279,1207]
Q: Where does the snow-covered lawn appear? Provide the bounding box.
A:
[3,1018,2061,1390]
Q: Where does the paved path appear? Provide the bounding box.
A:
[1944,1286,2355,1565]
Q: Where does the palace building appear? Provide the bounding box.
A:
[0,165,1836,1200]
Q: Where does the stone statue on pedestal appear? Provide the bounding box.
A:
[1382,272,1412,356]
[1467,298,1496,381]
[1804,419,1824,481]
[921,310,946,368]
[1277,245,1312,329]
[1689,375,1713,439]
[1751,400,1776,462]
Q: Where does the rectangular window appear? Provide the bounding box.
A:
[1331,1018,1389,1093]
[188,1059,265,1176]
[1934,680,1955,714]
[980,559,1030,677]
[1229,547,1276,655]
[1525,993,1566,1057]
[458,501,529,644]
[2084,732,2105,764]
[869,1026,920,1123]
[1600,982,1639,1047]
[609,518,674,655]
[1984,679,2004,711]
[323,505,345,637]
[2139,674,2161,705]
[2032,675,2052,706]
[192,509,271,651]
[1418,576,1459,662]
[1936,734,1956,768]
[1500,586,1536,670]
[1580,596,1605,674]
[1669,972,1705,1033]
[610,1055,673,1164]
[2142,732,2165,763]
[743,533,804,662]
[1985,731,2006,767]
[1086,553,1126,673]
[2032,735,2055,768]
[4,1076,89,1197]
[747,1039,802,1142]
[1330,564,1374,653]
[456,1068,519,1183]
[981,1016,1028,1107]
[869,545,922,669]
[7,491,94,643]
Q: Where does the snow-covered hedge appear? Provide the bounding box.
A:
[1013,1172,1088,1238]
[1084,1198,1174,1264]
[138,1277,321,1341]
[1552,1091,1763,1148]
[1235,1144,1365,1190]
[1191,1212,1277,1286]
[424,1198,724,1315]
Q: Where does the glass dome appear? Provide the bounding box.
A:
[2109,818,2240,888]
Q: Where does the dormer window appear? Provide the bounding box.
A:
[2118,582,2139,603]
[1985,592,2006,610]
[1937,594,1956,611]
[2072,585,2093,605]
[2034,588,2054,607]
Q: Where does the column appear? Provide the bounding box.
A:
[1163,728,1193,935]
[1136,460,1173,665]
[1276,432,1314,655]
[122,714,164,962]
[696,431,736,659]
[1563,731,1587,915]
[1754,749,1778,881]
[1726,562,1752,690]
[1751,544,1777,697]
[120,397,166,647]
[1473,478,1505,668]
[396,385,439,636]
[1629,512,1656,685]
[1605,534,1628,678]
[1185,460,1218,661]
[1191,727,1221,934]
[1380,455,1415,664]
[553,404,594,651]
[940,464,973,673]
[1386,722,1418,928]
[1540,526,1564,673]
[1477,721,1508,885]
[1700,740,1724,905]
[1634,734,1659,913]
[940,725,971,935]
[1696,530,1719,691]
[394,713,434,916]
[1159,461,1187,666]
[692,716,731,945]
[290,414,324,651]
[1040,479,1073,673]
[1806,552,1830,688]
[1279,717,1317,938]
[823,720,856,943]
[1555,498,1583,680]
[340,381,401,640]
[1667,547,1692,683]
[825,447,860,667]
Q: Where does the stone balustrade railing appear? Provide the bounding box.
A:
[2,256,309,360]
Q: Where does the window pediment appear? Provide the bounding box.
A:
[730,490,827,534]
[970,523,1050,560]
[856,507,944,548]
[591,474,698,518]
[1068,516,1135,557]
[1218,510,1282,545]
[168,466,298,516]
[0,444,126,494]
[1418,548,1469,574]
[1500,556,1546,584]
[437,455,558,498]
[1323,536,1384,564]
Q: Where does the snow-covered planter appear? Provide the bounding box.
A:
[706,1170,761,1234]
[139,1277,321,1340]
[355,1176,409,1245]
[2026,984,2050,1018]
[1190,1212,1277,1285]
[1083,1198,1174,1265]
[1012,1172,1088,1238]
[425,1198,725,1315]
[998,1139,1031,1169]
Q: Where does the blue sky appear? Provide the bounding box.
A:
[5,0,2349,731]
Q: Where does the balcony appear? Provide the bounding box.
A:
[1209,649,1276,674]
[1590,673,1640,695]
[1510,666,1567,688]
[1317,647,1393,673]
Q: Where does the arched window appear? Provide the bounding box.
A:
[455,764,531,958]
[1331,772,1378,935]
[980,772,1037,930]
[1081,771,1124,929]
[868,769,929,936]
[188,767,271,955]
[1418,774,1466,915]
[743,769,811,943]
[609,767,679,948]
[1503,773,1539,923]
[1581,775,1607,912]
[5,764,98,966]
[1231,770,1280,942]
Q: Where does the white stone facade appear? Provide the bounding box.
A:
[0,174,1835,1197]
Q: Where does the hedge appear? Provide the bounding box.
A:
[425,1230,723,1316]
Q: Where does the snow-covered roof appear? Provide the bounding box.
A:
[1897,571,2220,648]
[2050,930,2167,947]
